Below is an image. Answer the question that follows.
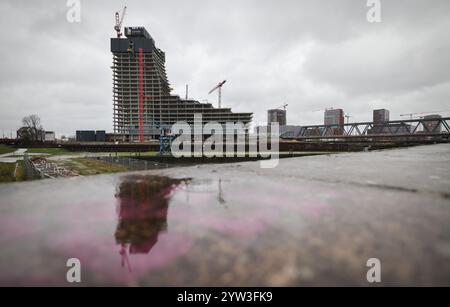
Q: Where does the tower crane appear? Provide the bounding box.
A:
[277,104,288,111]
[400,110,450,120]
[114,6,127,38]
[208,80,227,108]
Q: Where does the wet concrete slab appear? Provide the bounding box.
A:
[0,144,449,286]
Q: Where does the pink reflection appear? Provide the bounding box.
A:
[114,175,191,273]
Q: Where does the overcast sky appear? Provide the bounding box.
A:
[1,0,449,137]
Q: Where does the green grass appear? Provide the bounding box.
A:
[0,145,15,155]
[0,162,25,183]
[130,151,159,157]
[0,163,15,182]
[60,158,129,176]
[15,161,26,181]
[96,151,159,157]
[26,147,72,156]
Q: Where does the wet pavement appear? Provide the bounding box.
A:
[0,144,449,286]
[0,148,49,163]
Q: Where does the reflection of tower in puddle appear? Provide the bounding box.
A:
[114,175,185,271]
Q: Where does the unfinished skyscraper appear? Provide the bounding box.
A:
[111,26,253,141]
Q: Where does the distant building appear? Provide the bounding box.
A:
[76,130,95,142]
[268,109,287,126]
[76,130,106,142]
[95,130,106,142]
[324,108,344,126]
[369,108,409,135]
[423,115,442,133]
[17,127,54,142]
[324,108,344,135]
[44,131,55,142]
[373,109,390,123]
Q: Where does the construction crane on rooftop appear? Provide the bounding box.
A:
[114,6,127,38]
[277,104,288,111]
[208,80,227,109]
[400,110,450,120]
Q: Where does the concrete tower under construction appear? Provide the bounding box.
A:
[111,26,253,141]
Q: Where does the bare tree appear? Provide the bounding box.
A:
[20,114,44,142]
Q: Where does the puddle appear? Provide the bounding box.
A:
[115,175,190,267]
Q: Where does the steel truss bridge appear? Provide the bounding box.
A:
[281,117,450,142]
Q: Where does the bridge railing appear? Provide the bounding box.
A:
[287,117,450,140]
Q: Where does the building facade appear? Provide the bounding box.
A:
[324,108,344,135]
[267,109,287,126]
[111,27,252,141]
[324,108,344,126]
[76,130,106,142]
[373,109,390,123]
[44,131,55,142]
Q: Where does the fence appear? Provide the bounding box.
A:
[22,153,44,180]
[95,156,170,171]
[23,154,79,180]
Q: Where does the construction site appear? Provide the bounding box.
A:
[0,6,449,181]
[109,7,450,148]
[0,6,448,155]
[1,3,450,289]
[111,7,252,142]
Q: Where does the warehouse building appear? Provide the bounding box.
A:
[76,130,106,142]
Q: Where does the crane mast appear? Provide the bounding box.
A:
[114,6,127,38]
[208,80,227,108]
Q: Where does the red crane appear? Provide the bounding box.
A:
[208,80,227,108]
